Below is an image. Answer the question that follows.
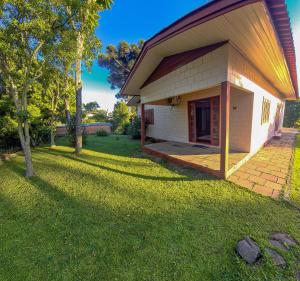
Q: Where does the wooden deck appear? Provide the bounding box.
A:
[144,141,248,177]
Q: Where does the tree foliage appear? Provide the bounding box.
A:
[84,101,100,112]
[0,0,111,176]
[112,101,131,134]
[284,100,300,128]
[98,40,144,98]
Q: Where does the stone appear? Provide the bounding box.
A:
[236,236,262,264]
[265,248,286,267]
[269,239,288,251]
[295,270,300,281]
[270,232,298,247]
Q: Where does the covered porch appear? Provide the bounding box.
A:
[144,141,248,178]
[141,82,254,179]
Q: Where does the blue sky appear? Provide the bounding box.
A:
[82,0,300,112]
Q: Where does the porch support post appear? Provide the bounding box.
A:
[220,81,230,179]
[141,103,145,147]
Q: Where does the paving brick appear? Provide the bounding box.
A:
[265,181,282,191]
[247,169,262,176]
[229,175,239,183]
[237,179,254,189]
[248,175,267,185]
[235,171,250,180]
[272,171,287,179]
[267,165,282,172]
[277,178,286,185]
[271,189,281,199]
[255,166,271,174]
[261,173,278,183]
[253,185,273,197]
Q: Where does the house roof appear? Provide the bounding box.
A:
[126,95,141,106]
[121,0,298,99]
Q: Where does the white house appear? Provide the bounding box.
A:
[123,0,298,179]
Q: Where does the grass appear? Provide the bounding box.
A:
[1,135,300,281]
[290,134,300,207]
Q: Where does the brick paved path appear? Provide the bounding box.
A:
[229,130,297,198]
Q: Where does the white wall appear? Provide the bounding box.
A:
[144,88,254,152]
[140,45,228,104]
[250,90,283,153]
[229,90,253,152]
[138,43,285,154]
[228,44,284,153]
[145,87,220,143]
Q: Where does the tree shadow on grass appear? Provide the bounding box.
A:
[36,147,215,182]
[56,135,141,158]
[3,158,300,281]
[35,147,154,168]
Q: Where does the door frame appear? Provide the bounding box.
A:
[188,95,220,146]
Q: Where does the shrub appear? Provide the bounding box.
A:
[129,116,141,139]
[0,116,20,150]
[96,129,108,137]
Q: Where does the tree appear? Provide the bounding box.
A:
[284,100,300,128]
[112,101,131,134]
[84,101,100,112]
[98,40,144,98]
[0,87,19,150]
[85,109,108,123]
[40,67,65,147]
[0,0,70,177]
[68,0,112,155]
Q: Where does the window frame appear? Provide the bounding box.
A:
[261,97,271,125]
[145,109,154,125]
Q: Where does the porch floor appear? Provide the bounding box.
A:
[144,141,248,176]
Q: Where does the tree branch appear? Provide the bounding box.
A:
[112,57,131,73]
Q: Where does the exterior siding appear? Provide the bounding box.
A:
[140,45,228,104]
[145,87,220,143]
[228,44,281,98]
[250,91,284,153]
[138,43,285,154]
[228,44,284,154]
[229,90,253,152]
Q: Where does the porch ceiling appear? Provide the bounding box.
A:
[121,1,296,99]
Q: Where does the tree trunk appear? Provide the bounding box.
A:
[23,113,34,177]
[23,139,34,178]
[12,86,34,177]
[74,32,84,154]
[64,98,71,124]
[75,84,82,153]
[63,63,71,124]
[50,116,56,147]
[17,120,34,177]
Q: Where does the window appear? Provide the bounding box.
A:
[261,97,271,124]
[145,109,154,125]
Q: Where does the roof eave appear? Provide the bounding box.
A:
[121,0,298,99]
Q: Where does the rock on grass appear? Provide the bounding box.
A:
[236,236,262,265]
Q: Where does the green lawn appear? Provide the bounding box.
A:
[1,135,300,281]
[290,134,300,207]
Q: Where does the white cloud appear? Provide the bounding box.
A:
[82,86,118,112]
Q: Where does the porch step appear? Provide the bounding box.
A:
[274,132,282,139]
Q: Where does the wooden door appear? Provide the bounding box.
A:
[275,103,282,132]
[188,101,197,142]
[210,96,220,145]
